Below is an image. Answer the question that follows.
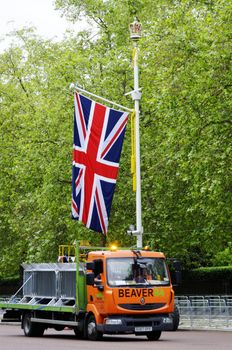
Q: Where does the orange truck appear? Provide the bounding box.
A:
[0,245,180,341]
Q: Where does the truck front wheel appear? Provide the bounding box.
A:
[87,315,103,341]
[146,331,162,341]
[74,326,84,338]
[172,305,180,331]
[22,313,44,337]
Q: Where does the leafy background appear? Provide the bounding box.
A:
[0,0,231,278]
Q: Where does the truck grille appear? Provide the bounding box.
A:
[118,303,165,310]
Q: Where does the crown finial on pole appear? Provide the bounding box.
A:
[129,18,142,41]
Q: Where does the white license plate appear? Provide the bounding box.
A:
[135,326,152,332]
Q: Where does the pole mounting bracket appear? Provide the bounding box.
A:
[125,89,142,101]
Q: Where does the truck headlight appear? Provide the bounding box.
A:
[105,318,122,325]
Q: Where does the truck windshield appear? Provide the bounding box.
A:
[106,257,170,287]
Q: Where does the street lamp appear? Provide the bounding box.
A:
[129,18,143,248]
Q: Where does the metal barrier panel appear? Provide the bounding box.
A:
[23,271,34,296]
[177,300,192,327]
[60,270,76,298]
[22,263,84,299]
[209,299,228,327]
[191,300,210,327]
[226,299,232,316]
[35,271,56,297]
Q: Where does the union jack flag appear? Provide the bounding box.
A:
[72,92,129,234]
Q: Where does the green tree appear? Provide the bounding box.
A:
[0,0,231,278]
[55,0,232,266]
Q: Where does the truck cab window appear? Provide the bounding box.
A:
[106,258,170,287]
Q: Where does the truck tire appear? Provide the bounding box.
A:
[74,326,84,339]
[87,315,103,341]
[171,305,180,331]
[22,313,45,337]
[146,331,162,341]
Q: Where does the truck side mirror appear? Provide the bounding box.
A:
[86,272,95,286]
[174,271,182,285]
[86,262,95,270]
[86,259,103,276]
[94,259,103,276]
[173,260,181,272]
[172,260,182,286]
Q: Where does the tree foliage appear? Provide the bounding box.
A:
[0,0,231,277]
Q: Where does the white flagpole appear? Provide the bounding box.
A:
[134,47,143,249]
[129,19,143,248]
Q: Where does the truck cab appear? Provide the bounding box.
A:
[85,249,175,340]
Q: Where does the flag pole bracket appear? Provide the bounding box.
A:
[70,83,133,113]
[125,88,142,101]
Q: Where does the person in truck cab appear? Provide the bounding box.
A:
[134,267,146,283]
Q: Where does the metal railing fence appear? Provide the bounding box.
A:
[175,295,232,329]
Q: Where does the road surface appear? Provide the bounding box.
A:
[0,324,231,350]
